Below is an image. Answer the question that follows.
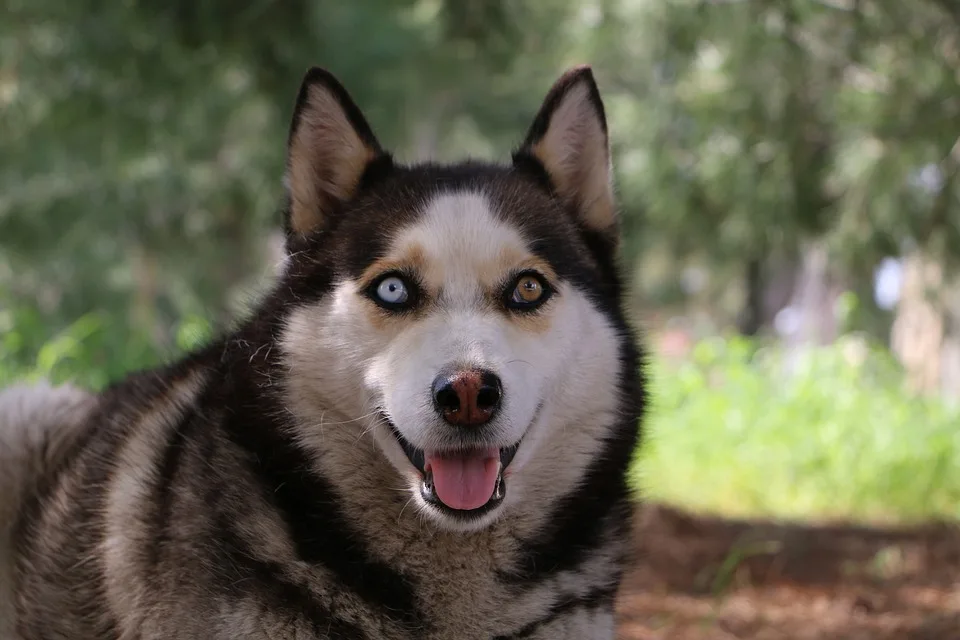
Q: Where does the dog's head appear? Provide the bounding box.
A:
[277,66,637,532]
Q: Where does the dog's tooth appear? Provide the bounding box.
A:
[492,474,504,500]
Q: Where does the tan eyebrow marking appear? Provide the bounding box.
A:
[505,255,558,283]
[357,243,427,291]
[489,249,558,294]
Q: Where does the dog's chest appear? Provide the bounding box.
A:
[388,533,550,639]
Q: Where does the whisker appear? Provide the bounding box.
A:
[309,410,381,428]
[397,495,417,525]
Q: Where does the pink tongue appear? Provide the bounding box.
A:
[426,447,500,511]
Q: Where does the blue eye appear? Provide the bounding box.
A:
[365,272,418,311]
[376,276,408,305]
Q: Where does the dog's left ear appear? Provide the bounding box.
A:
[514,66,618,244]
[284,67,388,237]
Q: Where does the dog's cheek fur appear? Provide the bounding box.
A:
[500,285,623,526]
[280,282,425,486]
[281,283,388,424]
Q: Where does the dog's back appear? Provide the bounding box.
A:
[0,382,97,638]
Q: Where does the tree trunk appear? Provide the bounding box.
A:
[940,279,960,403]
[763,255,801,329]
[738,258,764,336]
[738,253,801,337]
[785,240,840,349]
[891,252,945,396]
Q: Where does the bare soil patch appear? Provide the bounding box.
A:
[616,504,960,639]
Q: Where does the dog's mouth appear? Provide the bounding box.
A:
[389,425,520,516]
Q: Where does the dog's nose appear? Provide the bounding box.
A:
[431,369,502,427]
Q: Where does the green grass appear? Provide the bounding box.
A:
[632,334,960,525]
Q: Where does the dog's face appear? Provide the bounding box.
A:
[279,67,630,531]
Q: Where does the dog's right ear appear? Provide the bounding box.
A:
[513,66,617,245]
[284,68,389,237]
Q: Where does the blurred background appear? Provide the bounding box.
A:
[2,0,958,637]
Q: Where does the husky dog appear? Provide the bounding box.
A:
[1,65,645,639]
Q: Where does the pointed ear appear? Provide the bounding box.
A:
[514,66,618,243]
[284,67,388,237]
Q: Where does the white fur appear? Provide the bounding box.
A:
[0,381,96,639]
[281,189,622,534]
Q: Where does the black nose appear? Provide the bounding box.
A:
[431,369,503,427]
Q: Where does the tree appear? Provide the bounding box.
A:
[596,0,959,356]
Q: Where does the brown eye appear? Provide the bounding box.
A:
[505,272,553,311]
[514,276,543,303]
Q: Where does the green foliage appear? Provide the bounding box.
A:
[633,335,960,524]
[0,300,206,390]
[601,0,960,318]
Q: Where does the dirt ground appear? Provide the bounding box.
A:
[615,505,960,640]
